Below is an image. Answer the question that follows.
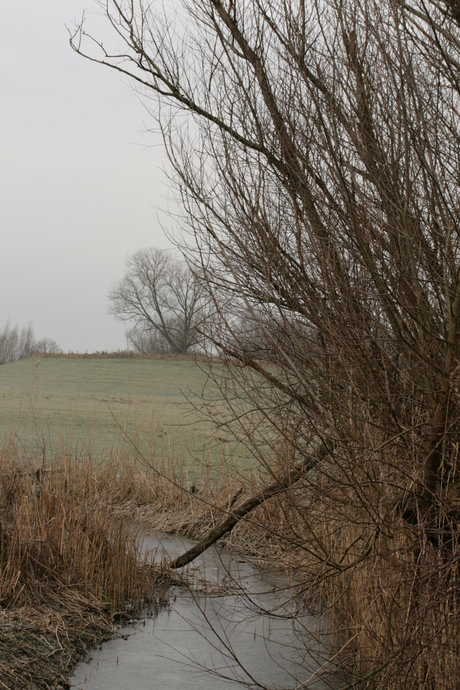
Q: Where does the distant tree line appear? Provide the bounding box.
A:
[0,322,61,365]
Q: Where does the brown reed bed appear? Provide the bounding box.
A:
[102,438,460,689]
[133,423,460,689]
[0,451,174,690]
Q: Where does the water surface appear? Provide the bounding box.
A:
[70,533,335,689]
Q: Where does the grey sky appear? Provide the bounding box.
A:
[1,1,172,352]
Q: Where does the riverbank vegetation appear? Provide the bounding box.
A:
[0,449,172,689]
[1,377,459,687]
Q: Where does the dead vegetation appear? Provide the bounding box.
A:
[0,451,172,690]
[124,418,460,689]
[223,421,460,689]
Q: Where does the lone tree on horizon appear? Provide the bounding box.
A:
[108,247,208,355]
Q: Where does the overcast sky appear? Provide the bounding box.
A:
[1,1,174,352]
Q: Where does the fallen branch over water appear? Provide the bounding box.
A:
[169,449,321,569]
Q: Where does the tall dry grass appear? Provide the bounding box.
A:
[96,417,460,690]
[6,411,456,689]
[0,449,172,689]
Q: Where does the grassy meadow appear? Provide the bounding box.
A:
[0,355,248,480]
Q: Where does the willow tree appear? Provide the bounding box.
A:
[72,2,460,686]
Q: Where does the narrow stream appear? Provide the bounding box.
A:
[70,533,335,689]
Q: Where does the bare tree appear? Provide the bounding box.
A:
[0,322,37,364]
[34,337,62,355]
[0,323,61,363]
[108,247,208,355]
[72,1,460,687]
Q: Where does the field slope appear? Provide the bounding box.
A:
[0,356,245,476]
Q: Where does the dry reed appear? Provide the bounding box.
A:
[108,424,460,689]
[4,417,454,689]
[0,450,172,689]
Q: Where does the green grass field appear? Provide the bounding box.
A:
[0,356,249,478]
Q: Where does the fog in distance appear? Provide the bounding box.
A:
[0,1,172,352]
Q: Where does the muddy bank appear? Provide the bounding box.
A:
[0,587,114,690]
